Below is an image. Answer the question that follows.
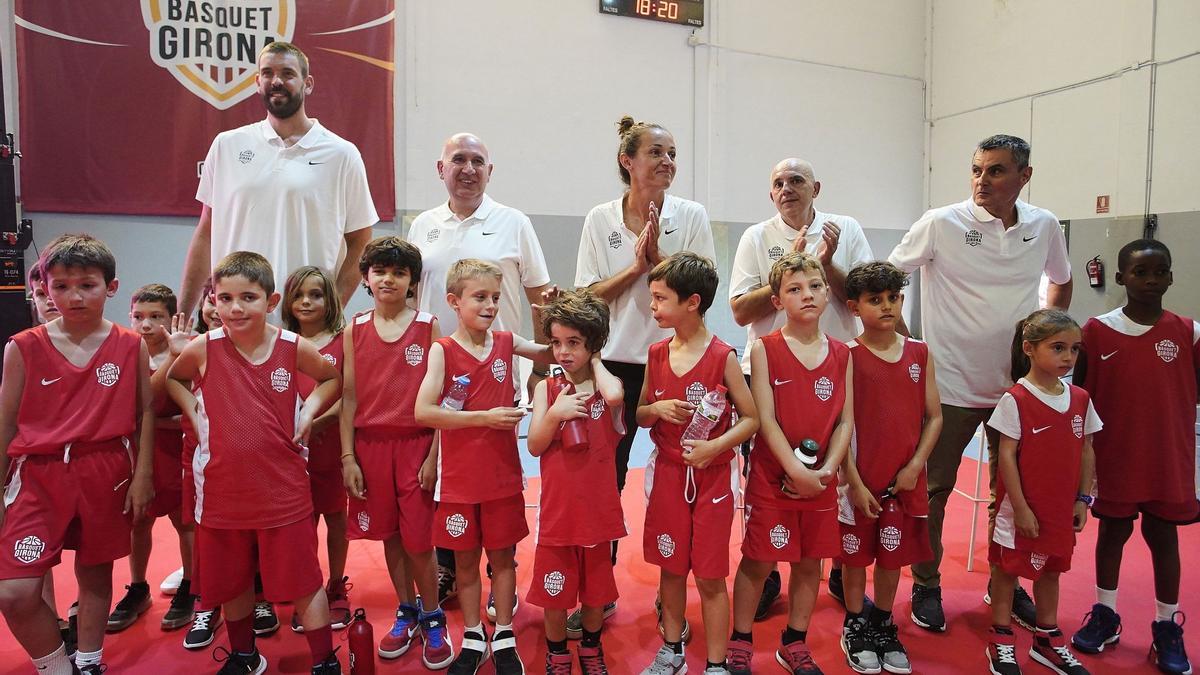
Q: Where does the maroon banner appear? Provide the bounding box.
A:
[15,1,395,219]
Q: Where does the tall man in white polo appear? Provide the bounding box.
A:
[889,134,1072,632]
[180,41,377,316]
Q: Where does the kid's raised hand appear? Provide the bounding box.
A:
[654,399,695,425]
[343,458,365,499]
[483,406,526,430]
[550,391,589,422]
[1015,506,1039,539]
[1073,501,1088,532]
[160,313,196,356]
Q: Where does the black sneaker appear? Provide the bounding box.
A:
[910,584,946,632]
[448,626,490,675]
[874,617,912,674]
[1012,586,1038,632]
[654,597,692,644]
[252,601,279,636]
[106,582,152,632]
[841,614,882,673]
[492,627,525,675]
[1071,603,1121,654]
[73,665,107,675]
[1030,630,1089,675]
[438,564,457,608]
[184,607,223,650]
[213,646,267,675]
[756,569,782,621]
[310,649,342,674]
[986,629,1022,675]
[486,591,520,623]
[162,580,196,631]
[566,601,618,639]
[828,568,877,615]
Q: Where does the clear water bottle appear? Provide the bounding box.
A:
[441,375,470,411]
[680,385,728,443]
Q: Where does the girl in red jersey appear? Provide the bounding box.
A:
[985,310,1100,675]
[283,266,352,632]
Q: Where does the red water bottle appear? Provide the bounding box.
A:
[876,490,905,570]
[548,366,588,451]
[347,607,375,675]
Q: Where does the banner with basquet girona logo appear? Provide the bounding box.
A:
[14,1,395,219]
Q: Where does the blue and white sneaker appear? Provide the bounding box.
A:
[1151,612,1192,675]
[1072,604,1122,653]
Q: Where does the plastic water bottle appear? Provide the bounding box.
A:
[681,385,728,443]
[441,375,470,411]
[548,366,589,451]
[794,438,820,466]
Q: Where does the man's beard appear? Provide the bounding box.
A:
[263,88,303,119]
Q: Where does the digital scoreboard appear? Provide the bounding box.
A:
[599,0,704,27]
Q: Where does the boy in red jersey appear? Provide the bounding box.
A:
[1071,240,1199,675]
[340,237,454,669]
[837,262,941,674]
[728,252,852,675]
[0,234,155,675]
[167,251,342,675]
[637,252,759,675]
[108,285,198,633]
[526,289,626,675]
[414,258,553,675]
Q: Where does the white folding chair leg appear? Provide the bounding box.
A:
[951,424,989,572]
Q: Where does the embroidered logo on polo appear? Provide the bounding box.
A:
[965,229,983,247]
[356,511,370,532]
[908,363,921,383]
[238,149,254,164]
[608,232,622,250]
[426,228,440,244]
[814,376,833,402]
[1156,339,1179,363]
[445,513,468,538]
[322,353,337,366]
[768,245,785,261]
[880,525,901,552]
[95,363,120,387]
[543,571,565,597]
[685,382,708,406]
[590,398,605,420]
[657,533,676,558]
[1030,552,1048,571]
[270,367,291,392]
[1072,414,1084,439]
[769,524,790,549]
[491,358,508,383]
[13,535,44,564]
[842,533,861,555]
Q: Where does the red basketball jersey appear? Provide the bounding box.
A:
[435,331,524,504]
[1082,311,1199,504]
[295,332,344,470]
[645,336,734,464]
[8,324,142,457]
[536,388,626,547]
[849,338,930,516]
[193,328,312,529]
[996,384,1090,557]
[746,332,849,511]
[351,310,434,433]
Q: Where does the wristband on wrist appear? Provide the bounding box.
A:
[1075,493,1095,506]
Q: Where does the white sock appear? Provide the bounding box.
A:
[31,643,72,675]
[464,622,484,636]
[75,647,103,667]
[1096,586,1118,611]
[494,622,513,635]
[1156,600,1179,623]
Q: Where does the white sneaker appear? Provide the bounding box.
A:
[160,567,185,595]
[641,644,687,675]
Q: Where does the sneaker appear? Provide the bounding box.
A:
[1071,604,1121,654]
[378,603,420,659]
[75,666,107,675]
[311,650,342,674]
[654,597,692,644]
[777,639,824,674]
[566,601,618,639]
[492,627,525,675]
[756,569,782,621]
[213,646,267,675]
[987,630,1022,675]
[421,608,455,669]
[1030,629,1088,674]
[826,569,875,614]
[546,650,573,675]
[184,607,223,650]
[1150,612,1192,675]
[704,667,731,674]
[106,582,152,632]
[327,576,352,630]
[873,618,912,674]
[252,601,279,636]
[486,591,520,623]
[640,644,685,675]
[162,581,196,631]
[727,637,753,675]
[448,626,489,675]
[437,564,457,608]
[1013,586,1038,632]
[841,615,882,674]
[578,644,609,675]
[160,566,185,595]
[910,584,946,633]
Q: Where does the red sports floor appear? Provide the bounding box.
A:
[3,459,1197,674]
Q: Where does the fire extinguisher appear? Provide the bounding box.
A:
[347,608,375,675]
[875,488,905,570]
[1086,256,1105,288]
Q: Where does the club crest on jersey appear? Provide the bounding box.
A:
[13,535,44,564]
[405,344,425,366]
[590,398,605,420]
[657,533,676,558]
[356,511,370,532]
[842,533,861,555]
[95,363,120,387]
[814,376,833,402]
[270,367,291,392]
[445,512,468,538]
[769,524,790,549]
[965,229,983,247]
[1072,414,1084,438]
[322,353,337,366]
[608,231,622,249]
[1156,339,1180,363]
[685,382,707,406]
[768,245,785,261]
[1030,551,1048,571]
[908,363,921,383]
[543,570,566,597]
[880,525,901,552]
[491,358,508,383]
[426,228,440,243]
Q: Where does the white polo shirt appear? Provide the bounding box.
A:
[197,119,378,296]
[408,194,550,334]
[888,198,1071,408]
[574,194,715,364]
[729,211,875,373]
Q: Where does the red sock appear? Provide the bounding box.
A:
[306,625,333,665]
[227,615,255,654]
